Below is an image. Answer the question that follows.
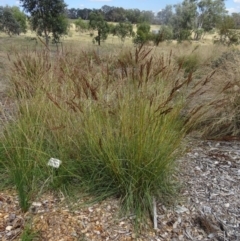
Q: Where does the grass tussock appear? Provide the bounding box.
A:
[190,49,240,139]
[19,220,40,241]
[0,44,221,228]
[176,53,201,74]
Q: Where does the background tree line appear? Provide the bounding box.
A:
[1,0,240,46]
[67,1,240,30]
[68,1,240,44]
[67,6,156,24]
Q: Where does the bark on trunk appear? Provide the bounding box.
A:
[44,29,49,46]
[98,30,101,46]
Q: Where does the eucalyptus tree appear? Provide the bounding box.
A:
[74,17,88,33]
[0,7,21,36]
[133,22,151,45]
[19,0,68,45]
[10,6,27,33]
[232,12,240,29]
[217,15,240,45]
[157,5,174,25]
[107,7,126,22]
[77,8,92,20]
[89,11,109,46]
[197,0,227,31]
[139,10,155,23]
[157,1,198,41]
[152,25,173,45]
[112,22,134,42]
[125,9,142,24]
[172,0,198,40]
[156,0,227,41]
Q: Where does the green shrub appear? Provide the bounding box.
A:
[177,29,192,42]
[133,22,151,45]
[152,25,173,46]
[176,53,200,74]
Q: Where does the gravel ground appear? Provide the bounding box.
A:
[1,138,240,240]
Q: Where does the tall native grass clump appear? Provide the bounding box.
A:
[0,98,64,211]
[1,45,209,227]
[75,89,186,218]
[188,48,240,140]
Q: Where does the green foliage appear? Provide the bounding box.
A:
[133,22,151,45]
[178,29,192,41]
[20,221,40,241]
[125,9,142,24]
[19,0,68,45]
[1,51,66,211]
[232,12,240,29]
[112,22,134,42]
[152,25,173,45]
[139,10,155,23]
[1,102,57,211]
[108,22,116,34]
[169,0,197,41]
[215,16,240,46]
[74,17,88,32]
[193,28,204,40]
[197,0,227,32]
[157,5,173,25]
[89,11,109,45]
[176,53,201,74]
[52,14,69,44]
[156,0,227,41]
[0,6,21,36]
[101,5,126,22]
[10,6,27,33]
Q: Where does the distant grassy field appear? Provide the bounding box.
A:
[0,22,219,55]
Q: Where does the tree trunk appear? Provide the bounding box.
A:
[44,29,49,46]
[98,30,101,46]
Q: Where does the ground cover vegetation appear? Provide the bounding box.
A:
[1,0,240,238]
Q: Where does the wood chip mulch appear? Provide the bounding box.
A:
[1,139,240,240]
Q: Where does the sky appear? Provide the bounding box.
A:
[1,0,240,14]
